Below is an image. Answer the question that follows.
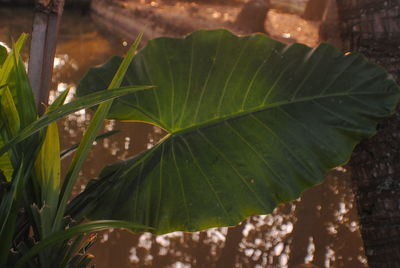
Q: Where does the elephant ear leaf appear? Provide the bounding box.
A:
[71,29,400,234]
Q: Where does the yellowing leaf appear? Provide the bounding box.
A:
[0,45,7,67]
[0,86,20,137]
[0,150,13,182]
[0,34,26,86]
[34,121,60,206]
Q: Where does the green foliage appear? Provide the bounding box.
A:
[0,36,31,267]
[0,37,152,267]
[71,29,400,234]
[14,220,152,268]
[0,29,399,266]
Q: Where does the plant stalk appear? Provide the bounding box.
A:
[28,0,65,115]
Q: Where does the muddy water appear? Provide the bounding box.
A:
[0,7,367,268]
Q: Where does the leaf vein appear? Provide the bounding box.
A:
[140,55,162,120]
[290,45,329,100]
[250,114,319,184]
[179,135,232,221]
[154,143,165,226]
[217,38,251,116]
[193,31,224,123]
[171,140,191,228]
[224,121,294,200]
[197,129,269,211]
[241,48,274,110]
[277,107,335,154]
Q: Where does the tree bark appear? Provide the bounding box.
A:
[28,0,64,115]
[302,0,329,21]
[234,0,270,33]
[318,0,341,47]
[336,0,400,267]
[215,222,245,267]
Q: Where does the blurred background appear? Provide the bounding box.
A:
[0,0,366,267]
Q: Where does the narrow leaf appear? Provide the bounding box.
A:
[0,45,7,66]
[0,86,20,137]
[48,87,71,111]
[0,85,153,157]
[0,161,30,266]
[34,120,60,210]
[0,139,13,182]
[53,33,143,232]
[0,34,27,86]
[59,235,85,267]
[12,47,37,128]
[60,130,119,159]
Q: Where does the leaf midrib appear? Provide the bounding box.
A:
[168,90,385,137]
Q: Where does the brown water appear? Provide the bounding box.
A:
[0,7,367,268]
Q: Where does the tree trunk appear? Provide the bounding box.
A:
[318,0,341,47]
[215,222,245,267]
[302,0,329,21]
[336,0,400,267]
[234,0,270,33]
[28,0,64,115]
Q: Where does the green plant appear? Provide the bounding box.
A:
[0,29,399,267]
[0,34,152,268]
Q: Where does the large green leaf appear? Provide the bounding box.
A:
[71,29,400,234]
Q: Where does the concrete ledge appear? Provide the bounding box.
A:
[90,0,241,42]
